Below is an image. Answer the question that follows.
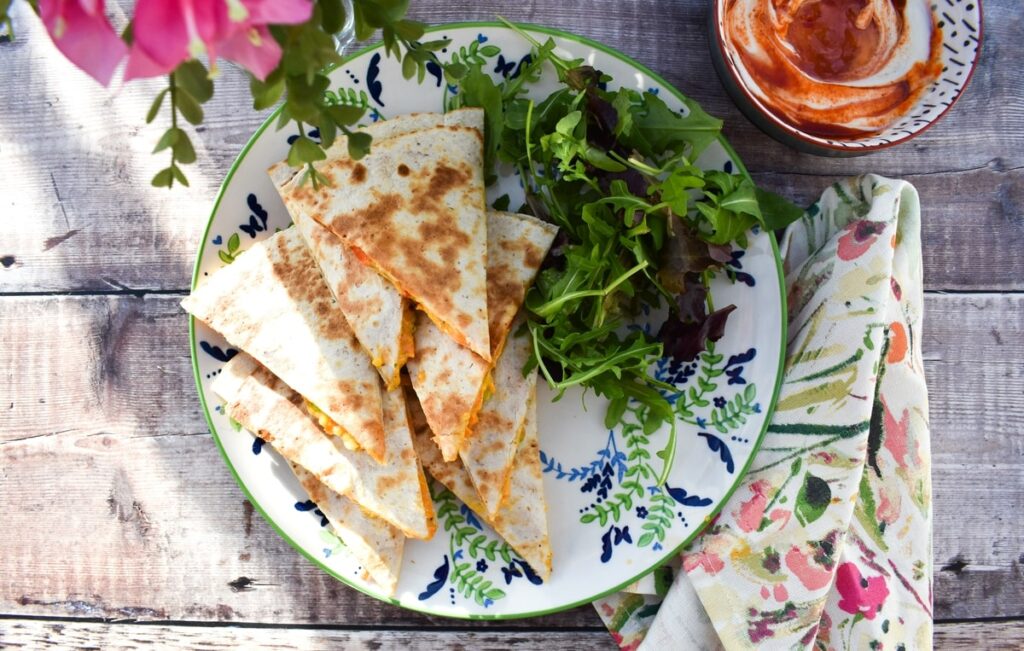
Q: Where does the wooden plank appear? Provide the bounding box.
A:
[0,619,1020,648]
[1,293,1022,624]
[0,2,1021,292]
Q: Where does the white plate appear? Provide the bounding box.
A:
[189,22,786,619]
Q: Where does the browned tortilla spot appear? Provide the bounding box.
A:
[397,164,410,176]
[351,163,367,184]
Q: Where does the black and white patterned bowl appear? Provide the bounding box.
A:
[709,0,983,156]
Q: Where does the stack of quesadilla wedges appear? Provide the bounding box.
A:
[185,108,559,594]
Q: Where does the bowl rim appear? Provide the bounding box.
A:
[710,0,985,152]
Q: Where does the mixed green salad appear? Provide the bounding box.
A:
[446,23,800,460]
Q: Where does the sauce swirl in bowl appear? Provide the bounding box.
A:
[721,0,944,139]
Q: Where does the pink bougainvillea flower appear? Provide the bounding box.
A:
[124,0,312,81]
[39,0,129,85]
[836,219,887,261]
[835,562,890,619]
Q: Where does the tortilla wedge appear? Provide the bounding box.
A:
[182,227,387,462]
[406,210,557,461]
[408,380,552,580]
[269,109,483,188]
[212,354,436,540]
[460,313,537,517]
[271,111,481,391]
[290,210,413,391]
[288,462,404,595]
[280,110,491,360]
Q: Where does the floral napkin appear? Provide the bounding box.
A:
[595,175,932,650]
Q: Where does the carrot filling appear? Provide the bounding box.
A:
[305,400,362,452]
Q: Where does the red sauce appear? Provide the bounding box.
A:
[723,0,943,139]
[787,0,883,81]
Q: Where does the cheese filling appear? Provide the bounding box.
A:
[305,400,362,451]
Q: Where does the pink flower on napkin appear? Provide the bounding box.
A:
[124,0,312,81]
[837,220,886,261]
[39,0,129,85]
[835,562,890,620]
[683,549,725,575]
[784,544,832,591]
[734,479,771,533]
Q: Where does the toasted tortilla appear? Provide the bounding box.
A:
[271,111,482,389]
[279,109,491,360]
[407,210,557,461]
[460,313,537,517]
[408,381,552,580]
[290,210,412,390]
[270,109,482,188]
[183,227,387,462]
[213,354,435,540]
[289,462,404,595]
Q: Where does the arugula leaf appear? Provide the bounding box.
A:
[630,93,723,160]
[756,188,806,231]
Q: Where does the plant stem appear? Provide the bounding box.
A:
[168,73,178,187]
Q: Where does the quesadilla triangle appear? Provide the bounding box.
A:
[406,210,558,461]
[281,108,492,360]
[212,354,436,540]
[407,381,552,581]
[290,209,412,391]
[182,227,387,462]
[460,313,538,518]
[270,111,482,391]
[288,462,404,596]
[269,109,483,189]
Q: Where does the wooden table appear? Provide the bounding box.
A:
[1,1,1021,648]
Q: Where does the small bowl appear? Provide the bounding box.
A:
[708,0,983,157]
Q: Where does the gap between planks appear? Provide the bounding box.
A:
[0,618,1021,649]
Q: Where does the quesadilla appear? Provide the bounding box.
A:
[407,210,557,461]
[288,462,404,595]
[183,227,387,462]
[279,109,492,360]
[460,314,538,517]
[270,110,482,390]
[213,354,436,540]
[408,381,552,580]
[290,210,413,390]
[269,109,482,188]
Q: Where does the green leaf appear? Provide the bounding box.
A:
[480,44,501,56]
[632,93,721,159]
[326,104,365,125]
[250,74,285,110]
[218,250,234,264]
[152,127,182,154]
[151,168,173,188]
[320,0,345,33]
[172,132,196,164]
[347,131,372,159]
[401,53,417,79]
[228,233,240,253]
[170,164,190,187]
[146,88,168,124]
[393,18,424,41]
[795,473,831,526]
[175,88,204,125]
[756,188,805,231]
[288,136,327,166]
[175,60,213,103]
[444,62,467,82]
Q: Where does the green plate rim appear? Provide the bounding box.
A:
[189,19,788,621]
